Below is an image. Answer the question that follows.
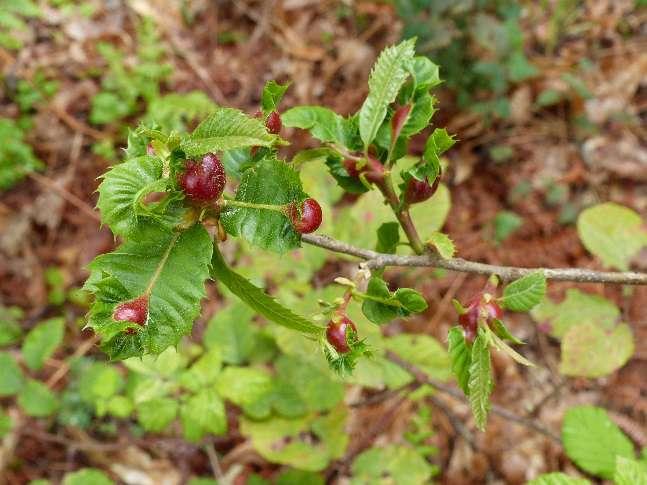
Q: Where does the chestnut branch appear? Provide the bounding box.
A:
[302,234,647,285]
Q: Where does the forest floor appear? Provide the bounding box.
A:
[0,1,646,484]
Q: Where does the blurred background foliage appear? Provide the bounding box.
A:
[0,0,646,483]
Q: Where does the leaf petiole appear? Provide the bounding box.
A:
[330,143,362,162]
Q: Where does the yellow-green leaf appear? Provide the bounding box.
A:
[427,231,455,259]
[560,323,633,377]
[577,202,647,271]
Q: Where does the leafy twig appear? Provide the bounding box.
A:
[385,351,561,442]
[301,234,647,285]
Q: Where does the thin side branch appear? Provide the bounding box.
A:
[302,234,647,285]
[375,175,425,254]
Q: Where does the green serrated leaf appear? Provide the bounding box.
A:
[18,379,58,417]
[273,355,344,414]
[244,353,344,419]
[204,302,256,364]
[21,317,64,371]
[261,80,290,114]
[124,128,149,158]
[376,222,400,254]
[468,329,493,431]
[500,272,546,312]
[210,246,320,335]
[361,277,399,324]
[400,93,436,138]
[447,326,471,395]
[240,406,348,472]
[562,405,634,479]
[361,277,427,324]
[526,473,591,485]
[401,157,440,189]
[359,38,416,147]
[179,348,222,392]
[282,106,361,149]
[86,223,213,359]
[97,155,185,237]
[491,319,523,344]
[614,456,647,485]
[427,231,455,259]
[220,157,306,253]
[577,202,647,271]
[351,444,435,485]
[393,288,428,313]
[144,91,216,132]
[215,366,272,408]
[137,397,178,432]
[180,389,227,442]
[90,91,134,125]
[406,56,441,94]
[423,128,455,162]
[180,107,277,156]
[560,323,633,377]
[79,362,123,405]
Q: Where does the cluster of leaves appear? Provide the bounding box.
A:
[531,289,633,377]
[530,405,647,484]
[84,38,443,373]
[448,272,546,429]
[395,0,538,119]
[506,201,646,384]
[0,117,44,190]
[395,0,604,130]
[87,15,228,163]
[439,195,644,431]
[10,70,59,115]
[0,66,58,191]
[0,0,40,50]
[82,33,642,436]
[90,18,172,126]
[2,25,645,481]
[0,316,64,418]
[1,279,451,476]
